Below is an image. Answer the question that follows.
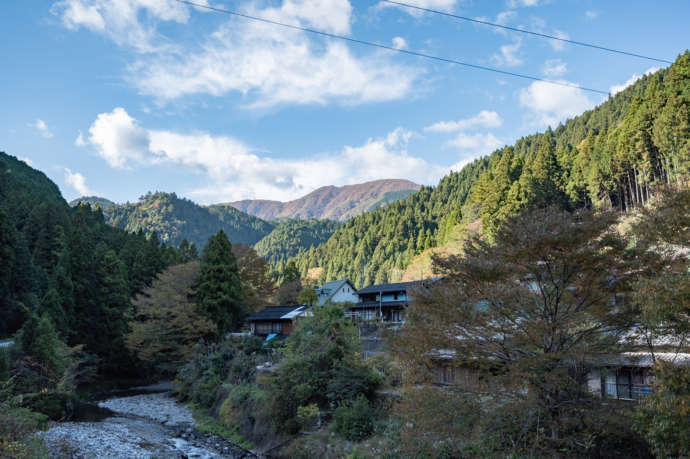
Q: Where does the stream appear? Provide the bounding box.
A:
[37,382,255,459]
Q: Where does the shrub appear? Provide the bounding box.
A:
[332,395,376,441]
[296,403,319,430]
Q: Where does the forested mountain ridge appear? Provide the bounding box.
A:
[293,51,690,287]
[72,192,276,249]
[253,218,341,265]
[0,152,172,370]
[228,179,420,221]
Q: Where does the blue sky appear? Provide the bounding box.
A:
[1,0,688,204]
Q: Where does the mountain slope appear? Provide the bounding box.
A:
[103,193,275,249]
[253,219,341,265]
[0,152,170,365]
[293,51,690,286]
[228,179,420,221]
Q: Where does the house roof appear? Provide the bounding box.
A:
[357,281,416,295]
[246,305,307,321]
[316,279,356,305]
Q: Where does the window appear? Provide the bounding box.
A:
[393,293,398,300]
[255,322,283,335]
[603,368,652,400]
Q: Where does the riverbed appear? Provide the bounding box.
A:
[38,385,254,458]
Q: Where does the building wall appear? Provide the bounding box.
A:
[331,284,358,304]
[382,291,406,302]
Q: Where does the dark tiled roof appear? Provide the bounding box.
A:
[246,305,305,321]
[357,281,417,295]
[350,300,408,309]
[357,277,442,295]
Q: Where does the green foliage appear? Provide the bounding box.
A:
[0,407,49,459]
[0,350,9,382]
[295,403,319,430]
[0,152,172,374]
[174,337,264,409]
[196,230,244,335]
[635,362,690,458]
[254,218,340,265]
[268,305,380,433]
[294,51,690,284]
[332,394,377,441]
[296,287,318,306]
[126,262,216,375]
[106,192,274,249]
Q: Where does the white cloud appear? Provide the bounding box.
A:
[18,156,34,167]
[549,29,569,51]
[75,130,86,147]
[585,10,597,19]
[542,59,567,77]
[392,36,407,50]
[64,168,93,196]
[81,108,450,202]
[507,0,540,7]
[376,0,458,15]
[84,107,151,167]
[519,80,599,127]
[425,110,503,133]
[447,132,503,155]
[51,0,201,53]
[610,67,660,96]
[54,0,417,107]
[492,38,523,67]
[28,118,53,138]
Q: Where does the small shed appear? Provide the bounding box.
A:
[246,305,308,337]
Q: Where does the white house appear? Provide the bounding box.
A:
[315,279,358,306]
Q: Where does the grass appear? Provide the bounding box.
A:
[187,403,254,451]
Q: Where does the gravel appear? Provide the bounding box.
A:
[98,392,196,426]
[37,388,245,458]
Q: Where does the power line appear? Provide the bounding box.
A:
[174,0,610,96]
[381,0,672,65]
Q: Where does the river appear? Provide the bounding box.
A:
[37,383,255,458]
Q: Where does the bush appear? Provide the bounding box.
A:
[0,349,9,382]
[332,395,377,441]
[175,337,264,408]
[0,407,49,459]
[635,362,690,458]
[296,403,319,430]
[14,391,78,421]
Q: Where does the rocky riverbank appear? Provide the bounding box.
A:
[38,386,255,458]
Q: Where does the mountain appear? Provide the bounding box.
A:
[0,152,170,367]
[97,192,275,249]
[293,51,690,287]
[253,219,341,265]
[69,196,115,210]
[228,179,420,221]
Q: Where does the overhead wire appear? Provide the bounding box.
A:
[173,0,612,96]
[380,0,672,65]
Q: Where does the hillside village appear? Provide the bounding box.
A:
[2,1,690,457]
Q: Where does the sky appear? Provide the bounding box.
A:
[1,0,688,204]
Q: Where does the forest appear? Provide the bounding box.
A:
[293,51,690,286]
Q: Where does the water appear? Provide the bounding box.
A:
[38,384,253,458]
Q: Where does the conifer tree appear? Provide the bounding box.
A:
[196,230,244,336]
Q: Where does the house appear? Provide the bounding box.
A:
[246,305,308,338]
[587,352,690,401]
[348,278,439,323]
[314,279,358,306]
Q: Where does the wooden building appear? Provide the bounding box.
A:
[246,305,308,338]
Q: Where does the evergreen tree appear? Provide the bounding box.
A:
[196,230,244,335]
